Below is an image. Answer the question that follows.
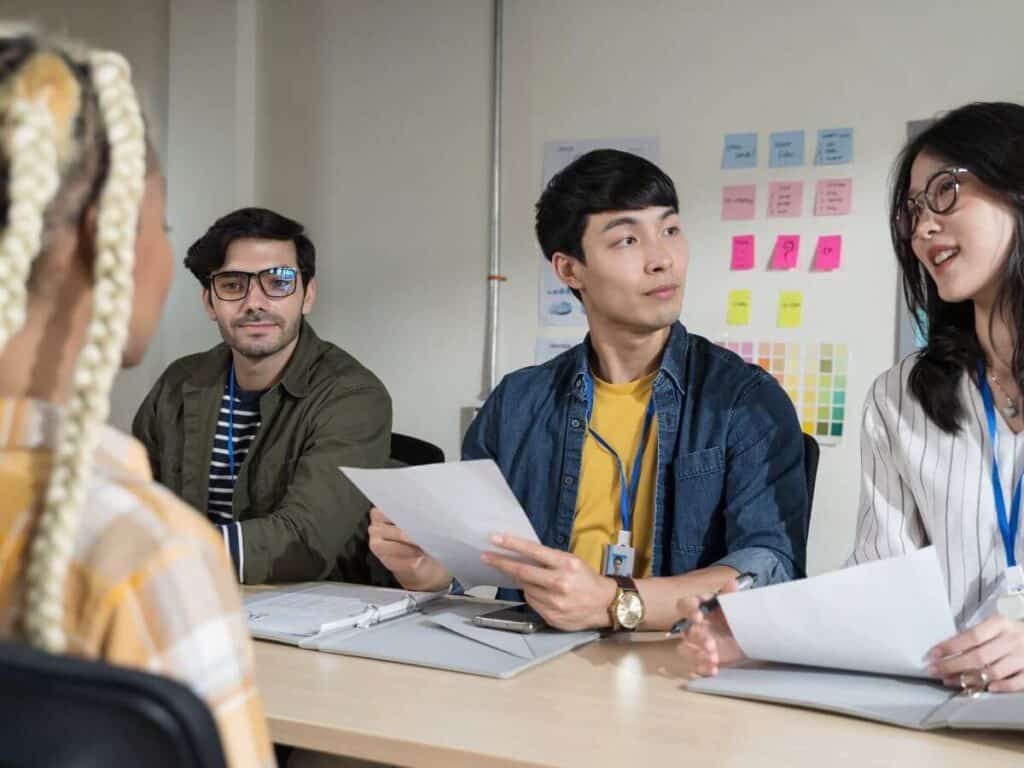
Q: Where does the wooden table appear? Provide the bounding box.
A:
[253,632,1024,767]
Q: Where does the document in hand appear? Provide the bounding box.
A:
[688,548,1024,731]
[718,546,955,677]
[341,460,541,588]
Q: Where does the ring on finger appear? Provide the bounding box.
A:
[979,667,991,690]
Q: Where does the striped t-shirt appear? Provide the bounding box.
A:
[208,383,263,580]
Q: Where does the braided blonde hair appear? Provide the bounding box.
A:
[0,30,147,653]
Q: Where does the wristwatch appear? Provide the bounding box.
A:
[608,576,645,631]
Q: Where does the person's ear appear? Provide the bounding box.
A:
[551,252,584,293]
[301,277,316,315]
[202,287,217,320]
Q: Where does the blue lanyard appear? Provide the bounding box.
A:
[228,363,237,479]
[977,359,1021,567]
[584,375,656,534]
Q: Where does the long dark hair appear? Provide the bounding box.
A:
[891,102,1024,433]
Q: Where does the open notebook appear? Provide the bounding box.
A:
[244,583,598,679]
[689,663,1024,731]
[686,549,1024,730]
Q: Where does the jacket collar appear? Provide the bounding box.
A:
[570,321,689,400]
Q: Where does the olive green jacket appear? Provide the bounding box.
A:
[132,321,393,584]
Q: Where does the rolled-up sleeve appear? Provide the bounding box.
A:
[713,375,808,585]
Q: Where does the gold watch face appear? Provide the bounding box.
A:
[615,591,644,629]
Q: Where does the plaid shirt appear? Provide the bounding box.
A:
[0,398,275,768]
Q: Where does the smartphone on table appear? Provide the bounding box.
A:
[472,603,547,633]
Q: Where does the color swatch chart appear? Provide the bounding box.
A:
[718,340,849,445]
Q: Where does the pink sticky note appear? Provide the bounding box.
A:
[813,235,842,271]
[770,235,800,270]
[814,178,853,215]
[731,235,755,270]
[722,185,756,220]
[767,181,804,218]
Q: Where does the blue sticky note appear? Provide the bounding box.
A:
[722,132,758,169]
[814,128,853,165]
[769,130,805,167]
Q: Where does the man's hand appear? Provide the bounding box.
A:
[367,507,451,592]
[481,534,617,631]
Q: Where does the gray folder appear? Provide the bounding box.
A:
[689,662,1024,730]
[311,598,599,679]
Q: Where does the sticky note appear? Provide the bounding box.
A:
[722,185,756,220]
[722,132,758,169]
[770,130,805,167]
[727,290,752,326]
[778,291,803,328]
[814,178,853,215]
[730,235,755,270]
[767,181,804,218]
[770,235,800,270]
[813,235,842,271]
[814,128,853,165]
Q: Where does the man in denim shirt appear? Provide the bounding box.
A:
[370,150,807,632]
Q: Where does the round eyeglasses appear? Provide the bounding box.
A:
[209,267,299,301]
[895,167,968,241]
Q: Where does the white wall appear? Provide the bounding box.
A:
[498,0,1024,573]
[255,0,493,457]
[1,0,170,429]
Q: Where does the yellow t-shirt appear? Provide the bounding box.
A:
[571,371,658,577]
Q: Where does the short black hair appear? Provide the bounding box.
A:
[535,147,678,265]
[184,207,316,288]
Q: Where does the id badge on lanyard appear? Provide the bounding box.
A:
[585,375,655,579]
[978,360,1024,620]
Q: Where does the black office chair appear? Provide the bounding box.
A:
[0,641,227,768]
[802,432,821,524]
[390,432,445,466]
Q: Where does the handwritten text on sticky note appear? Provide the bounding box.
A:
[814,178,853,216]
[770,235,801,270]
[722,185,756,220]
[731,235,755,270]
[770,130,805,167]
[813,235,842,271]
[722,132,758,169]
[814,128,853,165]
[778,291,804,328]
[727,290,752,326]
[767,181,804,218]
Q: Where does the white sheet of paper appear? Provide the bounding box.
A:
[341,460,540,588]
[719,547,956,678]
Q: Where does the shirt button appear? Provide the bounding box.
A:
[563,475,575,487]
[570,418,582,429]
[557,534,567,545]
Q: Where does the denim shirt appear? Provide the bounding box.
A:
[463,322,807,598]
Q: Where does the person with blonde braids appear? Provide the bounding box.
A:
[0,27,274,766]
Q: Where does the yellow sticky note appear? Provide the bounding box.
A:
[727,289,752,326]
[778,291,803,328]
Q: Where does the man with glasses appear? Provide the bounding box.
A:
[133,207,393,584]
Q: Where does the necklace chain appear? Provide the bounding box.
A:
[989,373,1021,419]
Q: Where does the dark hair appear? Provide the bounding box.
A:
[891,102,1024,433]
[184,207,316,288]
[535,149,678,300]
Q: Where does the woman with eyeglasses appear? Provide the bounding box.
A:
[678,101,1024,694]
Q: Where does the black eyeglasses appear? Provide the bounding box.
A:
[209,267,299,301]
[895,167,969,240]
